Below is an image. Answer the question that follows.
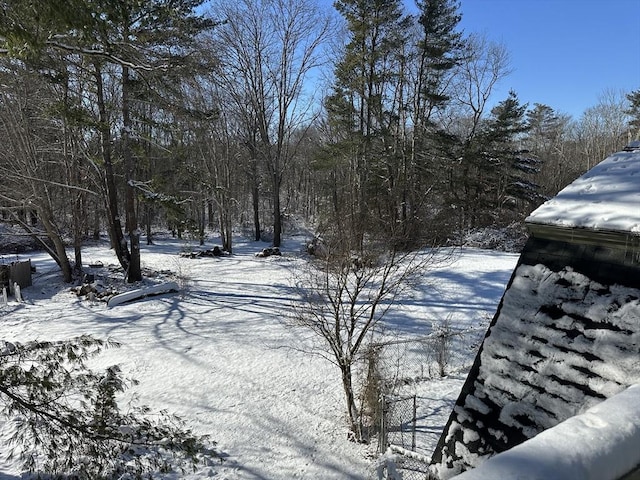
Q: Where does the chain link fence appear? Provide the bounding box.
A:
[379,395,416,453]
[370,322,486,479]
[376,396,431,480]
[375,321,484,386]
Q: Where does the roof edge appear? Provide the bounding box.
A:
[525,222,640,250]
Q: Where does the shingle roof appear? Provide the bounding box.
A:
[429,147,640,479]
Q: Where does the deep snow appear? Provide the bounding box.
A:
[0,233,519,479]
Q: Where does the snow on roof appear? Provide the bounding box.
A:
[526,148,640,233]
[450,384,640,480]
[431,146,640,478]
[429,262,640,478]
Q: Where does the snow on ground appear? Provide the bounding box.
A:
[0,233,518,479]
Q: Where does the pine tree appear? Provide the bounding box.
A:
[625,89,640,139]
[525,103,574,197]
[414,0,465,122]
[460,91,540,228]
[326,0,410,245]
[473,90,540,224]
[0,336,217,477]
[405,0,465,243]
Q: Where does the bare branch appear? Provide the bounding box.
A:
[288,240,451,441]
[46,40,168,72]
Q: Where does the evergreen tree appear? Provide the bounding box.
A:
[525,103,574,197]
[326,0,410,245]
[489,91,541,218]
[0,336,217,477]
[526,103,563,153]
[471,91,540,224]
[405,0,465,243]
[414,0,465,122]
[625,89,640,139]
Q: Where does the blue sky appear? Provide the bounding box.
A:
[454,0,640,118]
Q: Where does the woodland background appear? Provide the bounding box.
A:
[0,0,638,283]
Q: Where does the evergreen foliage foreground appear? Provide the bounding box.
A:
[0,335,219,478]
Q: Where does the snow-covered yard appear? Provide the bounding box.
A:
[0,234,518,479]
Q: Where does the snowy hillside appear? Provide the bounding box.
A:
[0,234,518,479]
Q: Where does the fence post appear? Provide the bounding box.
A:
[1,286,6,307]
[379,396,387,454]
[412,395,417,451]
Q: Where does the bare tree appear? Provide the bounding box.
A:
[214,0,332,247]
[290,238,441,442]
[452,33,512,142]
[574,88,632,170]
[184,75,244,253]
[0,65,91,283]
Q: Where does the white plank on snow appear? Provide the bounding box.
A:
[107,281,179,307]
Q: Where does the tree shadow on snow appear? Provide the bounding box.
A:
[232,410,367,479]
[383,267,514,335]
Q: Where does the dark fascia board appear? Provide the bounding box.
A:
[526,221,640,250]
[619,464,640,480]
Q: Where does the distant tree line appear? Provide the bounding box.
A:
[0,0,637,282]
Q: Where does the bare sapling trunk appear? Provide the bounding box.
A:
[341,361,362,441]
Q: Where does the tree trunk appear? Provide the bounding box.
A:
[61,72,85,277]
[219,213,230,253]
[272,171,282,248]
[72,173,84,275]
[94,62,130,271]
[71,156,84,276]
[252,180,261,241]
[121,64,142,283]
[70,154,84,276]
[199,200,206,246]
[219,202,233,253]
[39,210,73,283]
[340,362,362,442]
[92,197,100,241]
[208,201,215,229]
[145,204,153,245]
